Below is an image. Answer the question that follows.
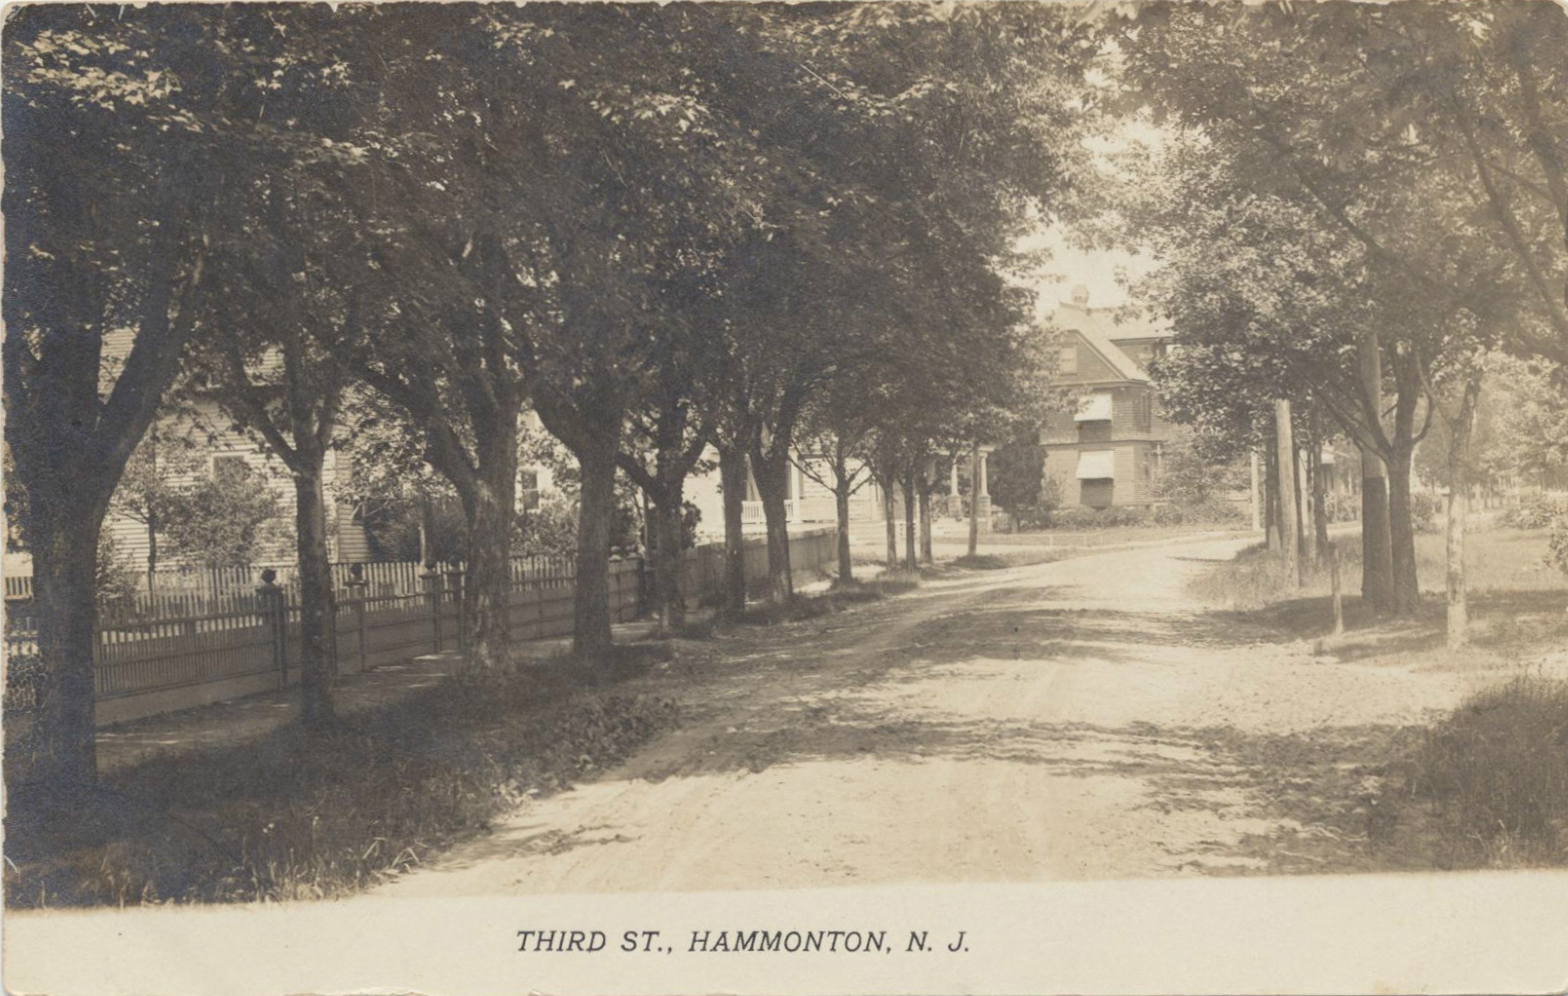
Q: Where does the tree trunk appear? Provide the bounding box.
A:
[882,476,898,569]
[1360,445,1394,612]
[418,496,437,568]
[1274,399,1299,582]
[832,448,853,585]
[718,444,748,618]
[651,487,687,631]
[967,444,981,558]
[146,512,159,594]
[750,446,793,602]
[25,508,103,787]
[1386,447,1422,617]
[902,468,917,571]
[1264,441,1280,551]
[293,463,336,727]
[1445,438,1472,648]
[1297,447,1317,568]
[573,443,617,655]
[918,485,934,565]
[1309,431,1330,563]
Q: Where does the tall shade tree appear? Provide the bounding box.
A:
[2,6,300,786]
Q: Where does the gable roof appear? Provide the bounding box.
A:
[1046,302,1164,383]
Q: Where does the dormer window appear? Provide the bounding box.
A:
[1058,344,1078,376]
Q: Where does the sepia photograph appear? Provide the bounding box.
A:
[2,1,1567,993]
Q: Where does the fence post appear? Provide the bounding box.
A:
[346,563,369,674]
[257,569,288,690]
[444,560,465,657]
[422,567,444,653]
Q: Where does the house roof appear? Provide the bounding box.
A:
[1046,302,1170,383]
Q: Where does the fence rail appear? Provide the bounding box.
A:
[4,529,839,726]
[3,555,639,724]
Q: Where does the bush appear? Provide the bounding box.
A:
[1407,676,1568,866]
[1324,489,1359,523]
[1048,505,1151,530]
[1549,517,1568,578]
[513,495,579,558]
[1150,496,1245,526]
[1501,493,1568,530]
[1408,492,1442,534]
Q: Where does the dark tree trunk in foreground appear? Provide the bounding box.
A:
[648,488,687,631]
[918,483,934,565]
[1360,446,1394,612]
[27,505,105,786]
[882,475,898,570]
[718,444,748,617]
[461,466,517,666]
[1356,329,1395,614]
[749,442,794,602]
[967,444,981,558]
[293,461,337,726]
[831,447,854,585]
[1386,446,1421,617]
[573,442,618,655]
[1264,441,1280,552]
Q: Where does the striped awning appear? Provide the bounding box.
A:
[1076,450,1116,480]
[1074,392,1113,422]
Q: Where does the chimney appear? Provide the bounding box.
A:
[1069,284,1090,306]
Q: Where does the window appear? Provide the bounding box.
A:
[518,469,540,511]
[1058,344,1078,377]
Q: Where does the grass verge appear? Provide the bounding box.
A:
[1399,675,1568,867]
[3,654,680,908]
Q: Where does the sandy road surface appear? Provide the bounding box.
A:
[372,536,1501,897]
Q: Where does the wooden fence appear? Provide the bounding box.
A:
[3,529,838,726]
[677,527,837,605]
[3,556,642,725]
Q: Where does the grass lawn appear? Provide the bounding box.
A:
[1187,521,1568,873]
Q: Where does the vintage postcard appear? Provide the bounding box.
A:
[3,1,1567,993]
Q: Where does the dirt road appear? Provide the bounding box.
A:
[373,535,1501,897]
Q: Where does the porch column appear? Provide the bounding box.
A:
[789,462,804,524]
[949,461,961,518]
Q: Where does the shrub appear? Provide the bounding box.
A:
[1323,489,1359,523]
[1501,493,1568,530]
[1549,517,1568,578]
[1048,505,1153,530]
[1408,492,1442,534]
[513,495,579,558]
[1407,676,1568,866]
[1150,496,1245,526]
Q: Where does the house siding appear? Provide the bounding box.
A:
[1039,314,1173,509]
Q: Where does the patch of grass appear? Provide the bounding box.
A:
[951,554,1011,570]
[723,575,920,628]
[3,661,680,908]
[1396,675,1568,867]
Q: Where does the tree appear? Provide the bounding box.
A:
[3,6,290,785]
[161,461,282,569]
[109,430,203,590]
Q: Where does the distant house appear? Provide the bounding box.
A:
[1040,287,1174,509]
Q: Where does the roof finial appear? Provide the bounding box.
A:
[1069,284,1090,306]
